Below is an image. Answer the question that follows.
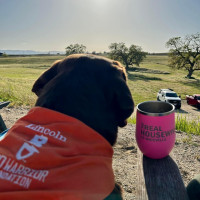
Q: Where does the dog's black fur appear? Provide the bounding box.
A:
[32,54,134,199]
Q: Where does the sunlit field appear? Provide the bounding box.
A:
[0,55,65,106]
[128,55,200,105]
[0,55,199,107]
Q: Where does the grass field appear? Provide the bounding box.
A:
[1,54,200,135]
[0,55,65,106]
[0,54,200,107]
[128,55,200,105]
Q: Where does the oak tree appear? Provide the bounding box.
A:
[65,44,86,56]
[108,42,146,70]
[166,33,200,78]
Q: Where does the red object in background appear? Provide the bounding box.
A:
[186,94,200,109]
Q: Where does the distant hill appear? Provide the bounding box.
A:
[0,50,65,55]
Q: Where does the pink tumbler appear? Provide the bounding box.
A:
[136,101,175,159]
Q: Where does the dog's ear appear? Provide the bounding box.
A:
[110,62,134,127]
[32,60,61,96]
[32,55,80,96]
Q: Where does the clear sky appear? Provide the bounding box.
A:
[0,0,200,53]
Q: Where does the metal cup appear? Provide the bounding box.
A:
[136,101,175,159]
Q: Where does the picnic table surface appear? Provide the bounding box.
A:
[137,148,189,200]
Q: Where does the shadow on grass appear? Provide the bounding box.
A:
[22,65,50,69]
[128,73,162,82]
[180,78,200,90]
[128,67,170,75]
[175,108,188,114]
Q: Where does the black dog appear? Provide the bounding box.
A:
[0,54,134,200]
[33,54,134,146]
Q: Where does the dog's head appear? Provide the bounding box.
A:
[32,54,134,145]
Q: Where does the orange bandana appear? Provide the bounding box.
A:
[0,107,115,200]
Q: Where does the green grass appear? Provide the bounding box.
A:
[1,54,200,106]
[0,55,65,106]
[128,55,200,106]
[0,54,200,136]
[176,115,200,136]
[1,54,199,106]
[127,115,136,124]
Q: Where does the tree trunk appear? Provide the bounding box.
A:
[186,69,194,79]
[125,64,129,71]
[123,60,129,71]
